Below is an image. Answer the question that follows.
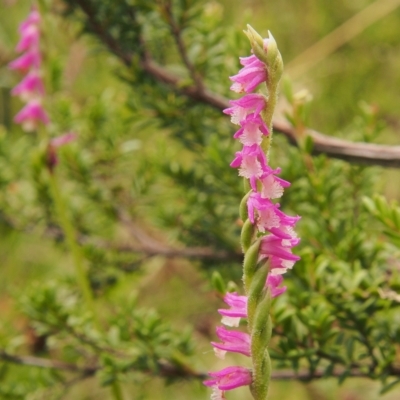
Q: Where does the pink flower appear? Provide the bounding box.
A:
[230,144,268,188]
[233,113,269,146]
[18,8,41,33]
[211,326,250,359]
[259,234,300,263]
[14,100,49,132]
[230,55,267,93]
[204,366,252,393]
[218,292,247,327]
[8,50,41,72]
[269,256,296,275]
[266,274,287,298]
[247,193,301,240]
[247,193,280,232]
[16,23,40,53]
[239,55,264,67]
[268,209,300,240]
[16,8,41,53]
[223,93,266,125]
[11,71,45,101]
[258,168,291,199]
[10,8,49,130]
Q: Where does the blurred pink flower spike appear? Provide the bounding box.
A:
[11,71,45,101]
[14,100,49,132]
[47,132,77,171]
[211,326,251,359]
[204,366,252,400]
[218,292,248,327]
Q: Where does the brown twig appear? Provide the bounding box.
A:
[112,239,242,262]
[0,349,391,382]
[162,0,204,90]
[70,0,400,168]
[116,210,243,263]
[0,350,97,374]
[43,220,242,264]
[271,368,367,380]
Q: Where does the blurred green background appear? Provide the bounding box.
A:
[0,0,400,399]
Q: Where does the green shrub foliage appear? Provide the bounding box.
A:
[0,0,399,398]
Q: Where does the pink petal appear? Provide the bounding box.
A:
[204,366,252,390]
[9,50,41,71]
[14,100,49,132]
[11,71,45,101]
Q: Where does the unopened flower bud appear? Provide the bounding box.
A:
[46,132,76,172]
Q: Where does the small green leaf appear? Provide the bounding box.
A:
[362,196,376,214]
[211,271,226,294]
[380,378,400,395]
[304,135,314,154]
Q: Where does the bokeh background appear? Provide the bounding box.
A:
[0,0,400,399]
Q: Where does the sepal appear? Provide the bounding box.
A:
[250,292,272,400]
[241,218,254,253]
[252,292,272,349]
[243,239,261,292]
[212,271,226,295]
[265,31,278,68]
[240,190,252,222]
[250,348,271,400]
[247,264,268,329]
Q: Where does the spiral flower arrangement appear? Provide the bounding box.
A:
[9,6,49,132]
[204,26,301,400]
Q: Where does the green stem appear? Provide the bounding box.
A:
[250,348,271,400]
[250,291,272,400]
[49,170,125,400]
[243,28,284,400]
[246,265,269,331]
[261,82,278,158]
[111,380,124,400]
[48,171,98,323]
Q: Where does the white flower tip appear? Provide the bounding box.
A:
[211,387,225,400]
[221,316,240,327]
[270,268,287,275]
[213,348,226,359]
[230,82,244,93]
[22,120,36,132]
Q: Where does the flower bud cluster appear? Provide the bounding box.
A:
[9,7,49,132]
